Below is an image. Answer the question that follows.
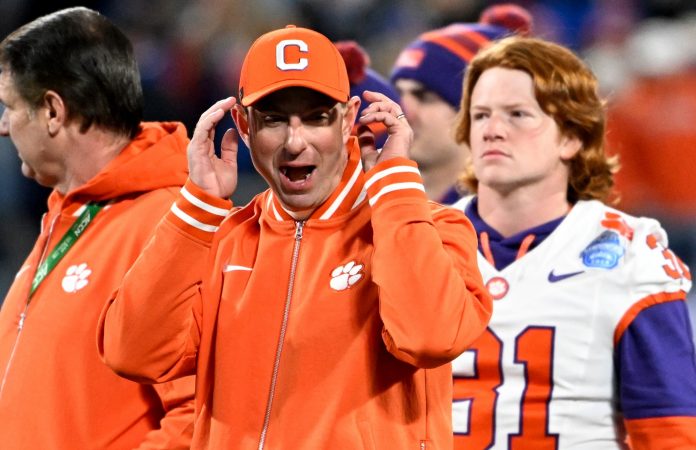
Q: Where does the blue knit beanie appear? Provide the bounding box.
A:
[390,4,533,108]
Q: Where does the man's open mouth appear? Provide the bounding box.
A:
[280,165,316,182]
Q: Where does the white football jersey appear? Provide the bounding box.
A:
[450,198,693,449]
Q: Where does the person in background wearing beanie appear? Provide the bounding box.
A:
[391,3,532,204]
[450,35,696,449]
[0,7,195,449]
[98,24,493,449]
[335,40,401,149]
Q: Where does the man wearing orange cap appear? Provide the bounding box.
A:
[99,25,493,449]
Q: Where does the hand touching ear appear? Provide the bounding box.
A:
[356,90,412,172]
[187,97,239,199]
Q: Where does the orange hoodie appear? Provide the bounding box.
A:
[100,138,493,449]
[0,122,195,449]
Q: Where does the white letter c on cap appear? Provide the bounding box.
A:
[276,39,308,70]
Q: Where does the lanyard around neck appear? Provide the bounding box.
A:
[30,203,104,297]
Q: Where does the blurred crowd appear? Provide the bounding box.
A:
[1,0,695,322]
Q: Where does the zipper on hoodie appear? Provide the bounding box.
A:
[258,220,304,450]
[0,212,60,400]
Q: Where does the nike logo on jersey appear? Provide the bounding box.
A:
[223,265,253,273]
[547,269,585,282]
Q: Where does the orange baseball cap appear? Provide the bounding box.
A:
[238,25,350,107]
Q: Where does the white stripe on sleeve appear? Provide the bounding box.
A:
[181,187,230,216]
[363,165,421,191]
[368,182,425,206]
[170,203,220,232]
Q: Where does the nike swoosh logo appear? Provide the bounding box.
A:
[548,269,585,283]
[223,265,253,273]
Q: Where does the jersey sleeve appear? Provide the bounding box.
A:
[98,179,233,382]
[364,157,493,368]
[613,217,696,448]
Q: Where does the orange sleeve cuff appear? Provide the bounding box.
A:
[625,416,696,449]
[364,158,427,207]
[165,178,233,242]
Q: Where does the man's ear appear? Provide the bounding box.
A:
[560,134,582,161]
[43,90,65,136]
[342,96,361,142]
[231,103,251,148]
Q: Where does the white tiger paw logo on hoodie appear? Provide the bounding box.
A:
[62,263,92,293]
[330,261,363,291]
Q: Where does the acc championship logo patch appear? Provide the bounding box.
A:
[581,230,625,269]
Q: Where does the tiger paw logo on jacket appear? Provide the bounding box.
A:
[329,261,364,291]
[61,263,92,293]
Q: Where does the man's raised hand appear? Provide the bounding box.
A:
[356,90,413,172]
[187,97,239,199]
